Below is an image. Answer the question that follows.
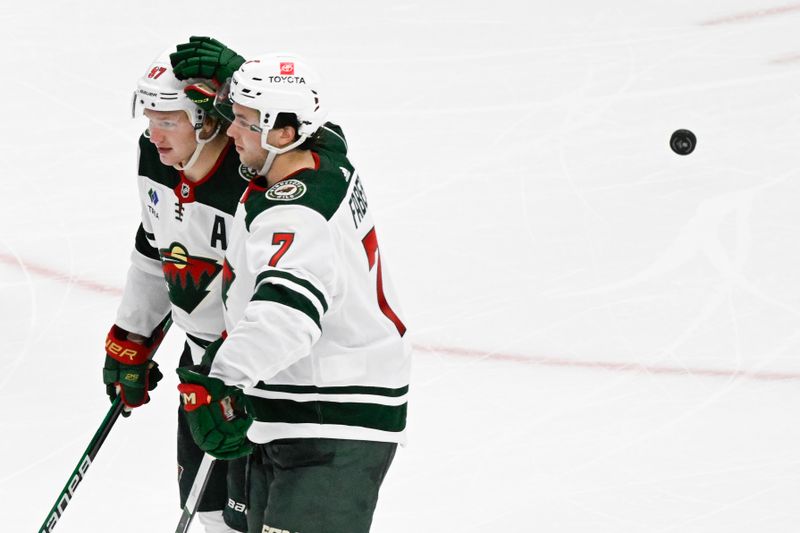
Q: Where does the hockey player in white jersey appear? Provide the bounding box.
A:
[102,48,249,532]
[173,51,411,533]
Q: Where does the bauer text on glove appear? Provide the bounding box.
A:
[102,324,165,410]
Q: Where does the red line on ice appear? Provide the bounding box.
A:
[699,4,800,26]
[0,252,123,296]
[768,52,800,64]
[3,251,798,382]
[414,344,800,382]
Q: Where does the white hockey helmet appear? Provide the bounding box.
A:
[216,53,327,154]
[132,49,221,170]
[131,49,205,130]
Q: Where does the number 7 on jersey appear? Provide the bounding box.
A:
[269,233,295,267]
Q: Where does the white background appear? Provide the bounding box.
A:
[1,1,799,531]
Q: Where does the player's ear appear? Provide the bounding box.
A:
[277,125,298,147]
[199,116,221,140]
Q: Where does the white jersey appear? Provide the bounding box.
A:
[115,135,249,361]
[209,125,411,445]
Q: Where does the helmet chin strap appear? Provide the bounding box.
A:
[258,150,278,177]
[257,134,309,177]
[176,122,222,171]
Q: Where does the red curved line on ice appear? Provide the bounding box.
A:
[3,251,798,381]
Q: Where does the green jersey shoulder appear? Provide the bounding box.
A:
[243,124,355,229]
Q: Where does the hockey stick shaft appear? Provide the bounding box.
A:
[38,397,124,533]
[175,453,217,533]
[39,316,172,533]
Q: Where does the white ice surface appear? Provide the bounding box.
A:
[1,1,799,532]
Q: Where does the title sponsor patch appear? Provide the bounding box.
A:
[266,179,306,201]
[267,75,306,84]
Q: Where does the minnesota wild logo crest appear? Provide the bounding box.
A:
[159,242,222,313]
[238,164,258,181]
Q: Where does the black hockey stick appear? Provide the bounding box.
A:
[175,453,217,533]
[38,396,125,533]
[39,316,172,533]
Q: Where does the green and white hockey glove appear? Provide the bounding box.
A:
[176,365,253,460]
[170,36,245,84]
[102,324,165,414]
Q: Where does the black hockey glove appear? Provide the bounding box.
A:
[170,36,245,83]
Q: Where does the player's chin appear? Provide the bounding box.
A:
[158,153,179,166]
[240,154,263,170]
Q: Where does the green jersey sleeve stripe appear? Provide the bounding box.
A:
[254,383,409,398]
[255,270,328,313]
[135,224,160,261]
[246,396,407,433]
[186,333,213,349]
[251,282,322,329]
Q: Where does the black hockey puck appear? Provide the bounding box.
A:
[670,129,696,155]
